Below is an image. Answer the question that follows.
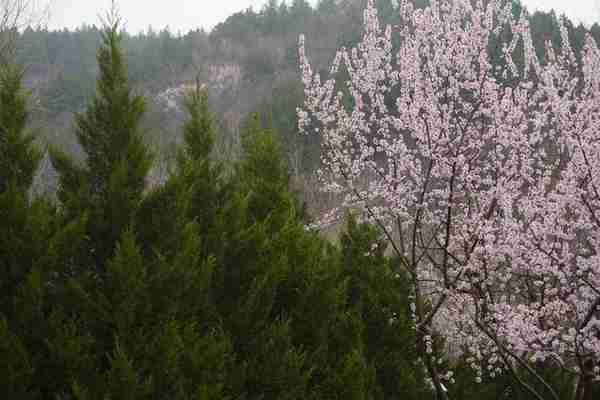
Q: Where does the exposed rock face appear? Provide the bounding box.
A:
[155,82,199,113]
[206,63,242,92]
[30,150,58,200]
[154,63,242,114]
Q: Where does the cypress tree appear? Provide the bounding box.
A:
[51,15,152,274]
[0,65,90,398]
[0,66,40,193]
[58,226,232,399]
[211,115,312,399]
[0,65,42,399]
[0,65,42,320]
[42,80,233,396]
[136,83,222,259]
[173,84,223,254]
[52,78,233,399]
[339,215,428,399]
[213,116,378,399]
[38,14,158,397]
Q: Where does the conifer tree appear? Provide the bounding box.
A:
[59,227,232,399]
[214,113,300,320]
[51,13,152,274]
[0,64,42,399]
[0,65,42,318]
[236,112,299,227]
[136,83,222,258]
[138,97,312,399]
[213,116,382,399]
[0,66,40,193]
[214,115,315,399]
[174,85,223,252]
[36,13,159,397]
[0,64,90,399]
[64,81,233,399]
[339,215,428,399]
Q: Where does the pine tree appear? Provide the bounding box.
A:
[0,66,40,194]
[213,116,314,399]
[236,112,300,228]
[212,116,382,399]
[0,65,42,319]
[51,79,233,399]
[51,15,152,274]
[0,65,89,398]
[53,225,232,399]
[174,85,223,253]
[136,83,222,258]
[339,215,428,399]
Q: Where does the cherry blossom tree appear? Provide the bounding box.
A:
[298,1,600,399]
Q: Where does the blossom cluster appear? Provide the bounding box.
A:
[299,0,600,392]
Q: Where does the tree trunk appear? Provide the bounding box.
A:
[575,359,595,400]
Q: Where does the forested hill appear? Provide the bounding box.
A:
[16,0,600,171]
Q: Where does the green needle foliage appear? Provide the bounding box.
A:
[136,82,223,259]
[0,64,42,399]
[0,64,91,399]
[0,65,42,316]
[339,215,428,400]
[50,15,152,275]
[0,66,41,193]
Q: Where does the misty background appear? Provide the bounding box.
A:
[20,0,600,204]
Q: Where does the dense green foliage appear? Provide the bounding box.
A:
[1,16,434,399]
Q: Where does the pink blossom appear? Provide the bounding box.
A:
[299,0,600,397]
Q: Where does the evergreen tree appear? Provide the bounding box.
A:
[57,227,232,399]
[0,65,42,318]
[0,64,91,398]
[49,76,232,398]
[223,119,316,399]
[50,15,152,275]
[213,116,383,399]
[136,83,223,259]
[175,85,223,252]
[236,113,301,226]
[0,65,42,399]
[339,215,429,399]
[0,66,40,193]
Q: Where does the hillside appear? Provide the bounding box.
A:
[17,0,600,189]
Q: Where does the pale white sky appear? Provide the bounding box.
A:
[523,0,598,25]
[46,0,598,33]
[47,0,281,33]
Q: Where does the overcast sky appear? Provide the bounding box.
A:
[46,0,598,33]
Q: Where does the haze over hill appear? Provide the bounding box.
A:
[23,0,600,199]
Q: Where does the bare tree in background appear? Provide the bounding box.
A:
[0,0,50,63]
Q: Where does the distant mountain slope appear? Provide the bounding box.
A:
[16,0,600,173]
